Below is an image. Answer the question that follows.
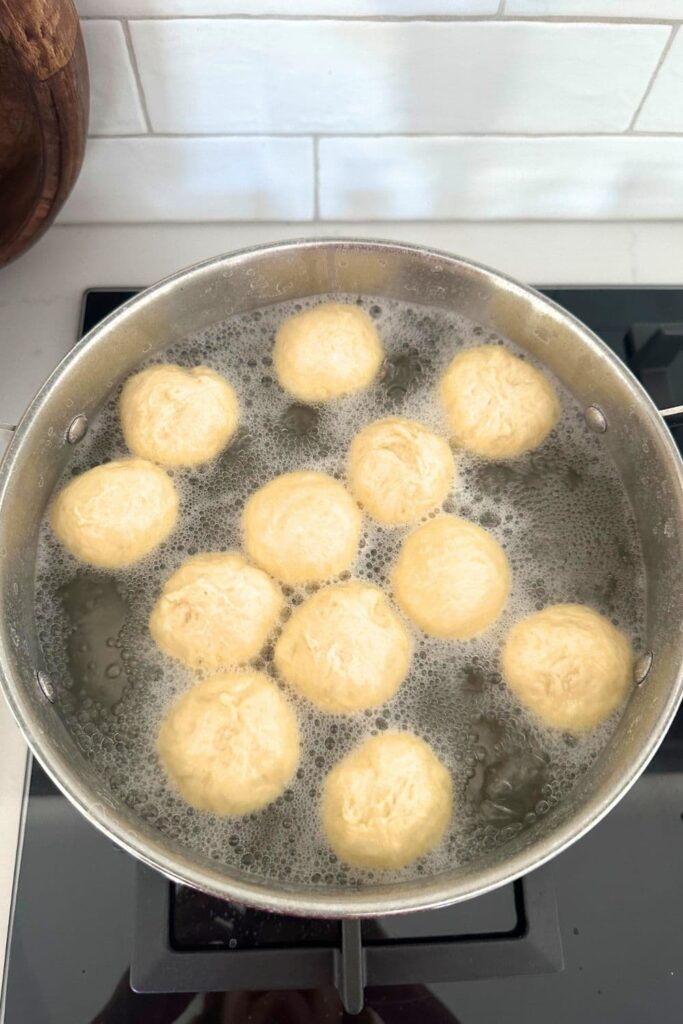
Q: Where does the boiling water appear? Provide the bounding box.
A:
[34,295,646,887]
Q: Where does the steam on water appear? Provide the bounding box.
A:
[34,295,646,887]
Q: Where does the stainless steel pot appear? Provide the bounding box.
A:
[1,239,683,918]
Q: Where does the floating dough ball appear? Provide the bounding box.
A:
[392,515,510,639]
[274,302,383,403]
[348,417,455,525]
[150,552,283,671]
[158,672,300,816]
[439,344,560,459]
[275,581,411,713]
[243,471,362,585]
[501,604,633,734]
[322,733,453,869]
[51,458,178,569]
[120,364,239,467]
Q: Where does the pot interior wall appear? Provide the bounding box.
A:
[1,241,682,914]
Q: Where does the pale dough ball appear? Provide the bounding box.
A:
[501,604,633,734]
[392,515,511,639]
[120,364,239,467]
[348,417,455,526]
[243,471,362,585]
[275,581,411,713]
[150,552,283,671]
[322,733,452,869]
[440,344,560,459]
[51,458,178,569]
[274,302,383,403]
[158,672,300,816]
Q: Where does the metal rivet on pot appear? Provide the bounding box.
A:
[66,414,88,444]
[584,406,607,433]
[36,670,55,703]
[634,651,653,686]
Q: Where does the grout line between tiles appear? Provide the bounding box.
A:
[77,14,505,22]
[78,14,682,25]
[121,19,154,133]
[628,23,678,131]
[85,131,683,140]
[54,216,683,227]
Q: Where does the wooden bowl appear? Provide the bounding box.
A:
[0,0,88,268]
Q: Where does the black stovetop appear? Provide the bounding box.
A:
[3,286,683,1024]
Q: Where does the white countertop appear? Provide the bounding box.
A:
[1,219,683,991]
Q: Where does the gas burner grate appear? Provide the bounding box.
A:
[131,864,563,1015]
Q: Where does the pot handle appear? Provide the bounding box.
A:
[660,405,683,431]
[3,406,682,459]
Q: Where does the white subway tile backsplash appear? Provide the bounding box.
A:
[82,21,146,134]
[504,1,683,16]
[77,2,498,15]
[130,20,667,134]
[636,30,683,132]
[59,137,314,221]
[319,136,683,219]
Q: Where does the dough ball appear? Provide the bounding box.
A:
[51,458,178,569]
[150,552,283,671]
[243,471,362,585]
[440,345,560,459]
[501,604,633,733]
[392,515,510,639]
[275,581,411,713]
[158,672,300,816]
[348,417,455,525]
[274,302,383,403]
[120,364,239,467]
[322,733,452,869]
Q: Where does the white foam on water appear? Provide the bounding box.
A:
[34,294,647,888]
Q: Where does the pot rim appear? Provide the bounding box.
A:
[2,237,683,917]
